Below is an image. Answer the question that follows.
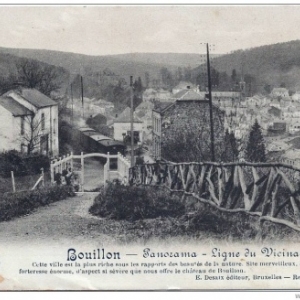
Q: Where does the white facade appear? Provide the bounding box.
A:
[0,89,59,156]
[113,121,145,143]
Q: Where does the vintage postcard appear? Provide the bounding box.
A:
[2,4,300,292]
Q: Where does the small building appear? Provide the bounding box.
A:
[271,87,289,98]
[281,149,300,169]
[113,107,144,144]
[0,87,59,156]
[152,88,224,160]
[172,81,196,94]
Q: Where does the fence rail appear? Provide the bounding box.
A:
[51,152,130,191]
[129,161,300,232]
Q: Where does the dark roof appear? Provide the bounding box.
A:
[0,96,33,117]
[9,88,57,108]
[99,140,125,147]
[114,115,142,123]
[153,101,174,113]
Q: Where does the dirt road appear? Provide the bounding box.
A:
[0,193,115,245]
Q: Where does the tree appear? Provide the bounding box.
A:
[20,114,44,155]
[221,130,239,162]
[13,58,62,96]
[245,120,266,162]
[231,69,237,83]
[144,72,150,88]
[160,102,225,162]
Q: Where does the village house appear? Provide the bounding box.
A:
[0,87,59,156]
[172,81,196,94]
[270,87,289,98]
[142,88,172,103]
[281,149,300,168]
[152,88,224,160]
[113,107,145,144]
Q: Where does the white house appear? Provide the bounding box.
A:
[271,88,289,98]
[113,107,144,144]
[0,88,59,156]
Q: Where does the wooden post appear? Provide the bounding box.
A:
[50,161,54,183]
[11,171,15,193]
[59,157,62,173]
[81,152,84,192]
[41,168,45,187]
[70,152,74,170]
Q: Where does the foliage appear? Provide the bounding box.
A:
[89,183,185,221]
[11,57,63,96]
[221,130,239,162]
[0,185,75,222]
[0,150,50,177]
[161,102,225,162]
[245,120,266,162]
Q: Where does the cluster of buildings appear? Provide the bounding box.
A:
[105,83,300,166]
[2,79,300,169]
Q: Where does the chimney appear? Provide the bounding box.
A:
[187,86,190,89]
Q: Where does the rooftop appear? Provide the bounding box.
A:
[173,89,206,101]
[5,88,57,108]
[0,96,33,117]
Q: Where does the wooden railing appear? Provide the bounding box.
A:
[129,161,300,231]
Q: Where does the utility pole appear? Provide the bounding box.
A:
[70,83,74,126]
[206,43,215,162]
[81,76,84,119]
[130,76,134,167]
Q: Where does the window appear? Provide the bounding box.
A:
[41,113,45,130]
[53,118,56,134]
[20,116,25,135]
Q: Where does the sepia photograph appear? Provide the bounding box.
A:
[1,4,300,291]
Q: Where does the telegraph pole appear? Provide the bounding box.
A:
[206,43,215,162]
[130,76,134,167]
[81,76,84,119]
[70,83,74,126]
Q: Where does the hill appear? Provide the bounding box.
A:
[192,40,300,93]
[0,47,210,81]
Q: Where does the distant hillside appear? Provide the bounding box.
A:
[193,40,300,92]
[0,47,212,82]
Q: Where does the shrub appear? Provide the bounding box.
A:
[0,185,75,222]
[89,182,185,221]
[0,150,50,177]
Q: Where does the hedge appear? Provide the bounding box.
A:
[0,150,50,177]
[89,182,185,221]
[0,185,75,222]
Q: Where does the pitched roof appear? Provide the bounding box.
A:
[114,107,142,123]
[153,101,174,113]
[173,89,206,101]
[6,88,57,108]
[0,96,33,117]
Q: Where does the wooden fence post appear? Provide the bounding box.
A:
[81,152,84,192]
[11,171,15,193]
[70,152,74,170]
[41,168,45,187]
[50,161,54,183]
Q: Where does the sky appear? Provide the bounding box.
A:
[0,5,300,56]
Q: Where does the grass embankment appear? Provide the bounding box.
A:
[89,182,298,243]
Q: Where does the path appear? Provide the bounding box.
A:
[0,192,116,245]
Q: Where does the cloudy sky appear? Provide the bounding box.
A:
[0,5,299,56]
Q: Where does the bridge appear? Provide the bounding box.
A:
[129,160,300,232]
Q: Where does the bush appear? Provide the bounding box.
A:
[0,150,50,177]
[0,185,75,222]
[89,182,185,221]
